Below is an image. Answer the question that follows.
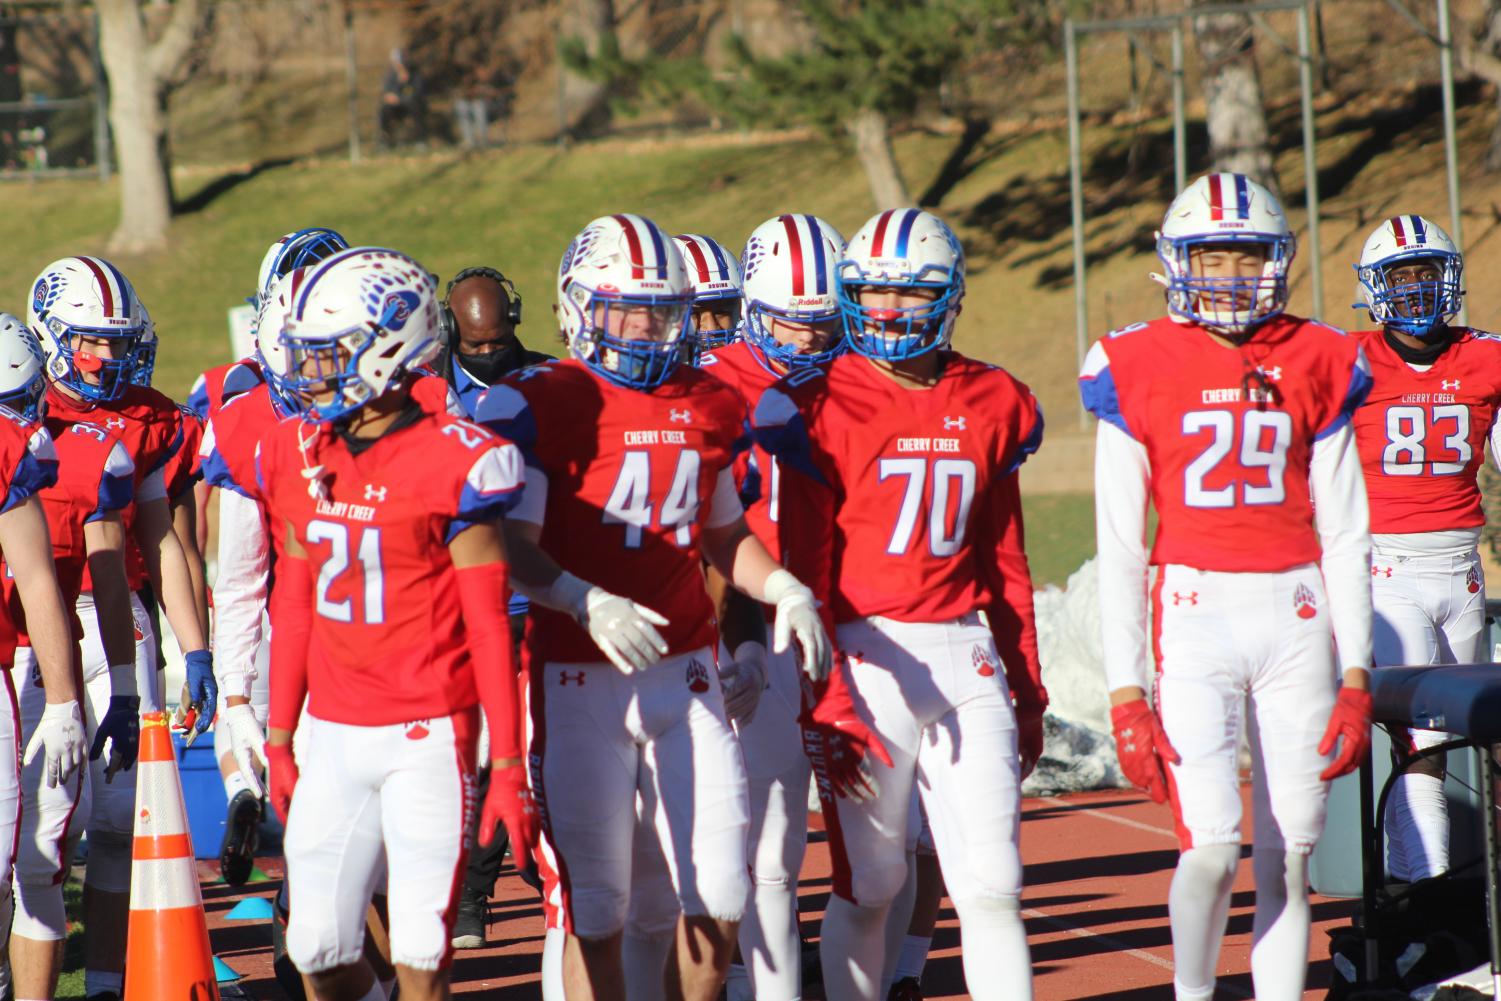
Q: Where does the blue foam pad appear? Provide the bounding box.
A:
[225,896,275,921]
[1372,663,1501,742]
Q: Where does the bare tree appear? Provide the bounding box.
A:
[95,0,204,254]
[557,0,614,138]
[1194,6,1279,195]
[1456,0,1501,171]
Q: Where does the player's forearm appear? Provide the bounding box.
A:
[702,518,780,599]
[1094,421,1154,693]
[500,517,574,608]
[0,501,78,705]
[1310,426,1374,672]
[134,496,208,653]
[985,475,1045,708]
[267,556,313,734]
[455,562,523,764]
[83,519,137,690]
[212,490,270,697]
[172,493,210,639]
[710,565,768,654]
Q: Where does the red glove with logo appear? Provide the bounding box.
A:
[1318,686,1373,781]
[1015,702,1046,781]
[265,743,298,825]
[802,655,893,803]
[1111,698,1179,804]
[479,762,540,878]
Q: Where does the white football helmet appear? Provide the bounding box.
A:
[254,268,310,416]
[130,301,157,387]
[29,256,148,402]
[838,208,965,361]
[672,233,743,360]
[1156,172,1295,335]
[1354,214,1463,338]
[741,214,846,368]
[279,247,442,422]
[557,213,694,390]
[252,227,349,309]
[0,313,46,420]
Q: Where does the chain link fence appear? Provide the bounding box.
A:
[0,7,105,179]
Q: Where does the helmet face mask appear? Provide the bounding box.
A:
[1354,215,1463,339]
[558,215,695,390]
[1157,173,1295,336]
[252,227,350,309]
[278,248,441,423]
[29,256,148,403]
[741,214,847,370]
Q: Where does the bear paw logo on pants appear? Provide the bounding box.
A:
[1293,583,1318,620]
[1467,565,1482,594]
[971,645,997,678]
[685,659,710,694]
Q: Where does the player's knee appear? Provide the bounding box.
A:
[568,887,631,940]
[287,914,364,975]
[83,830,133,893]
[845,858,910,909]
[13,881,68,941]
[1176,842,1240,893]
[950,893,1022,931]
[625,893,680,939]
[678,865,749,924]
[947,847,1023,904]
[386,911,447,973]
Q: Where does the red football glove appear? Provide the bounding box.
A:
[265,743,298,825]
[1318,686,1373,781]
[804,716,893,803]
[1110,698,1179,804]
[1015,702,1045,781]
[480,763,541,879]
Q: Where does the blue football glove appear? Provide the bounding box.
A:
[183,649,217,735]
[90,694,141,781]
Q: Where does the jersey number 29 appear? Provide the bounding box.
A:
[1182,409,1292,508]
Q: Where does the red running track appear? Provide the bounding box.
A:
[201,786,1355,999]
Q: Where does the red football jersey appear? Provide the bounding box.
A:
[752,351,1043,678]
[186,358,263,421]
[0,410,62,663]
[699,340,782,560]
[1080,314,1371,572]
[165,405,204,501]
[201,383,279,501]
[1350,327,1501,534]
[473,359,747,664]
[49,385,184,593]
[256,399,524,726]
[3,418,134,644]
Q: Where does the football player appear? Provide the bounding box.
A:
[1080,173,1374,1001]
[1348,215,1500,882]
[257,247,536,1001]
[0,315,107,1001]
[686,220,843,1001]
[26,257,215,1001]
[473,212,829,1001]
[753,208,1046,1001]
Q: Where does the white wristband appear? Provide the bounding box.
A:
[761,568,806,605]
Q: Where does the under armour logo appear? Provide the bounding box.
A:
[1443,379,1462,390]
[558,670,585,686]
[104,416,126,430]
[364,484,387,502]
[944,416,967,431]
[1171,591,1198,606]
[1260,366,1283,382]
[1372,565,1393,578]
[669,408,692,424]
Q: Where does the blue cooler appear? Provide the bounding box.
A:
[171,729,226,859]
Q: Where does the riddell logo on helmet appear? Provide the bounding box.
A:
[788,296,829,308]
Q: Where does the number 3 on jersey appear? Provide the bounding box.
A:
[1381,404,1470,476]
[603,450,702,548]
[1182,409,1292,508]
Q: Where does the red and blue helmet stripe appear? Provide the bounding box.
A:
[1206,173,1252,222]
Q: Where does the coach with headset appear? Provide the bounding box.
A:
[440,266,551,950]
[438,266,550,415]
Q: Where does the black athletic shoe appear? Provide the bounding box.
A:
[888,977,924,1001]
[451,887,488,950]
[219,788,262,886]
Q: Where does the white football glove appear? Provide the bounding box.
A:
[220,702,269,798]
[764,569,829,683]
[720,642,768,724]
[25,700,86,788]
[554,572,671,674]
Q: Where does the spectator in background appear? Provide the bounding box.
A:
[379,47,427,148]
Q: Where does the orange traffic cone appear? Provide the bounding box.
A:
[124,711,221,1001]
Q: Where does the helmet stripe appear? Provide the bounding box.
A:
[1410,215,1427,244]
[803,214,828,294]
[893,209,918,258]
[682,237,712,283]
[1233,175,1250,219]
[1208,174,1225,222]
[77,257,116,317]
[870,209,896,257]
[97,258,134,318]
[293,247,367,318]
[704,236,730,275]
[644,219,669,279]
[612,214,646,281]
[1390,216,1408,248]
[780,215,806,296]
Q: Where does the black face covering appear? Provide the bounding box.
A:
[455,340,522,385]
[1384,326,1454,366]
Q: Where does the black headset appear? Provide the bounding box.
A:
[440,266,523,344]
